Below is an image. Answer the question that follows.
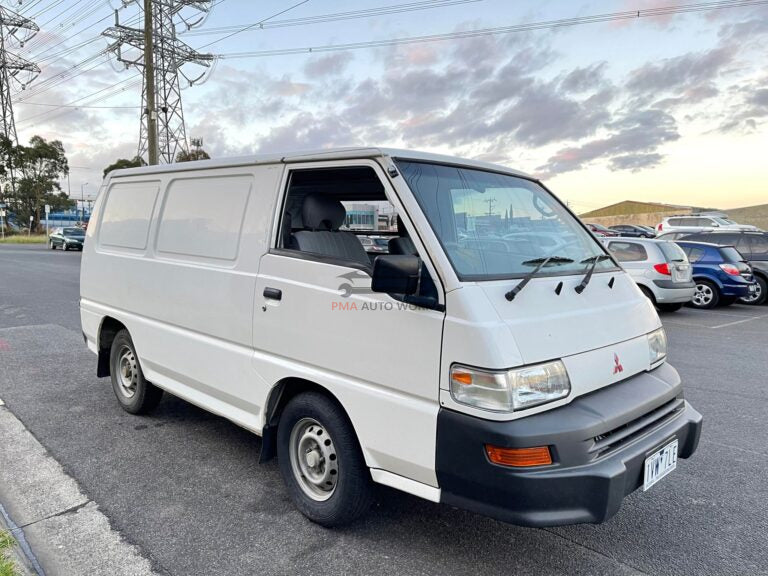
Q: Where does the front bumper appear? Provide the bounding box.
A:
[436,362,702,527]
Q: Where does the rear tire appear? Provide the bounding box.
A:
[656,303,683,312]
[109,329,163,414]
[277,391,373,527]
[739,275,767,306]
[689,280,719,309]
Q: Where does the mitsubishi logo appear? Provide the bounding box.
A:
[613,353,624,375]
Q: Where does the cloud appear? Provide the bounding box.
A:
[536,109,679,178]
[716,76,768,133]
[626,46,735,104]
[303,53,354,78]
[255,112,359,153]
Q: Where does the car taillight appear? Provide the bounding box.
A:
[653,263,671,275]
[657,223,663,231]
[719,263,741,276]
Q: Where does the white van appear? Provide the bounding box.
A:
[80,148,702,527]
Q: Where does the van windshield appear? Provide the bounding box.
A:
[397,160,614,280]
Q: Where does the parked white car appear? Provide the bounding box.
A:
[80,147,702,528]
[657,214,758,235]
[603,238,695,312]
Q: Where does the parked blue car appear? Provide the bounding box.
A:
[675,241,758,309]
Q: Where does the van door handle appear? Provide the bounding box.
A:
[263,287,282,301]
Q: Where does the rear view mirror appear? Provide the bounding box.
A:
[371,255,421,295]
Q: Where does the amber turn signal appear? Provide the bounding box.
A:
[485,445,552,467]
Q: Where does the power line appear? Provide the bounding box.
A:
[198,0,312,49]
[16,74,141,126]
[182,0,483,37]
[217,0,768,59]
[18,101,140,109]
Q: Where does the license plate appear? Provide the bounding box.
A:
[643,439,678,491]
[672,266,689,283]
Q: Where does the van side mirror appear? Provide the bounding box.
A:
[371,255,421,295]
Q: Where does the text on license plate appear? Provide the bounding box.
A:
[643,439,678,491]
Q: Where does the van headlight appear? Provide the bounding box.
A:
[648,327,667,365]
[450,361,571,412]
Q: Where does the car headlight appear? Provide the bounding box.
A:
[450,360,571,412]
[647,327,667,365]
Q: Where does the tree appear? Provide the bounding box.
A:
[176,148,210,162]
[103,156,146,178]
[0,135,72,231]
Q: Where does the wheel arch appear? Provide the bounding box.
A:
[636,282,656,303]
[259,377,352,464]
[692,274,723,290]
[97,316,127,377]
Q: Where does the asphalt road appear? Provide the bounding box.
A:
[1,243,767,576]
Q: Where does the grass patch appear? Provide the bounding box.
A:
[0,235,48,244]
[0,530,19,576]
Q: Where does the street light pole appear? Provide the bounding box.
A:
[81,182,89,223]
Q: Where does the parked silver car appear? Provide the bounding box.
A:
[604,238,695,312]
[656,214,758,236]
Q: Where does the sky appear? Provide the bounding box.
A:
[7,0,768,213]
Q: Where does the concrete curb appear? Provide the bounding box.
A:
[0,399,159,576]
[1,501,38,576]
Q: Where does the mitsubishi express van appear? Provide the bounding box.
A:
[80,148,702,527]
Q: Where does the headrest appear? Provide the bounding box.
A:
[302,194,346,231]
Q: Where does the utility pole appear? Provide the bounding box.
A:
[143,0,158,165]
[103,1,215,165]
[0,5,39,146]
[1,5,40,200]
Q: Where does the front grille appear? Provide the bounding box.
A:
[590,398,684,459]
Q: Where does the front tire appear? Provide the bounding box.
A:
[277,392,373,527]
[690,280,719,309]
[62,242,68,251]
[109,329,163,414]
[739,275,767,306]
[49,240,56,250]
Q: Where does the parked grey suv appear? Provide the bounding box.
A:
[604,238,694,312]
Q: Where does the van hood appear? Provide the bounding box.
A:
[478,271,660,364]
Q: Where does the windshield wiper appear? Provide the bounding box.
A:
[505,256,574,301]
[575,255,611,294]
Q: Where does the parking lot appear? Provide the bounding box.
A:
[1,243,767,576]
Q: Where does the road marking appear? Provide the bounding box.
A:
[690,309,755,318]
[711,314,768,330]
[662,320,709,329]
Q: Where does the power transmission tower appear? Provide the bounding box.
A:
[103,1,215,165]
[0,4,40,146]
